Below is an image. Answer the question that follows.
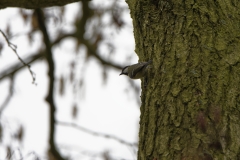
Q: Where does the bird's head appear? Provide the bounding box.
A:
[119,66,129,76]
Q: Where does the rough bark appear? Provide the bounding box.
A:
[0,0,81,9]
[127,0,240,159]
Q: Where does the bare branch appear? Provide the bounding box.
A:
[0,32,123,81]
[55,32,123,70]
[0,0,88,9]
[0,76,14,114]
[0,31,71,81]
[0,150,40,160]
[82,38,123,70]
[0,52,43,81]
[0,29,36,84]
[60,145,133,160]
[57,121,138,147]
[5,146,14,160]
[78,2,123,70]
[35,9,66,160]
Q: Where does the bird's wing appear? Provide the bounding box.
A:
[130,63,146,78]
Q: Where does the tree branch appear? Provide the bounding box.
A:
[57,121,138,147]
[0,32,123,81]
[36,9,65,160]
[0,75,14,115]
[0,52,43,81]
[0,32,71,81]
[0,0,86,9]
[82,38,123,70]
[0,29,36,84]
[77,2,123,70]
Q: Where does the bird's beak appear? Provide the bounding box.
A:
[119,73,123,76]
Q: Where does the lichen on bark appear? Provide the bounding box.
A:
[126,0,240,159]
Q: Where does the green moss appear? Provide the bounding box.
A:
[127,0,240,159]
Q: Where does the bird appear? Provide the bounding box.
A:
[119,60,152,79]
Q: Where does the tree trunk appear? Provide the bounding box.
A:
[126,0,240,159]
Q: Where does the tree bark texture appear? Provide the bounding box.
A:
[127,0,240,159]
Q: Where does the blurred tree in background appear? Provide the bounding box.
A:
[0,1,139,160]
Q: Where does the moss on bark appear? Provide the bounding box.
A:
[126,0,240,159]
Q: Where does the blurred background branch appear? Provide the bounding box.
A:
[36,8,66,160]
[0,1,139,160]
[0,30,36,84]
[58,121,138,147]
[0,75,14,115]
[0,0,87,9]
[0,52,43,81]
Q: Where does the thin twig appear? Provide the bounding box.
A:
[0,29,36,84]
[57,121,138,147]
[60,145,135,160]
[0,150,41,160]
[0,52,43,81]
[0,31,123,81]
[18,151,41,160]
